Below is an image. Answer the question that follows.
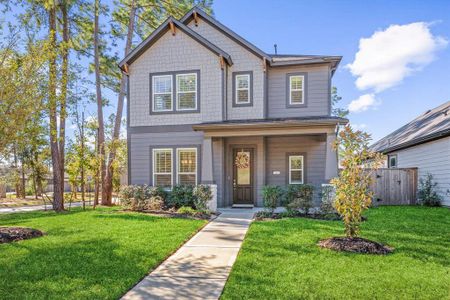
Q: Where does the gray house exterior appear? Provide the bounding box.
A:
[120,7,348,209]
[372,101,450,206]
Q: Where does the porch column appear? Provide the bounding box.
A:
[325,132,338,180]
[201,137,214,184]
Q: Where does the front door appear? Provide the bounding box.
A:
[232,148,254,205]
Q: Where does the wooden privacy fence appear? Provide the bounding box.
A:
[367,168,418,206]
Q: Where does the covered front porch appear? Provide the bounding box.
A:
[194,117,346,208]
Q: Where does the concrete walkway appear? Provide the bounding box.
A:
[122,208,255,300]
[0,202,89,214]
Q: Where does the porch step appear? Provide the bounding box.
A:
[231,204,254,209]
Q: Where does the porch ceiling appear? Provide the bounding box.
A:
[193,117,348,137]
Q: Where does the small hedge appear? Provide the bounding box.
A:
[120,184,212,211]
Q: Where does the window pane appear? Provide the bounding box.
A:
[177,74,196,92]
[154,76,172,93]
[179,174,196,185]
[155,151,171,173]
[154,94,172,110]
[291,170,303,183]
[155,174,171,187]
[236,151,251,185]
[290,156,303,169]
[237,90,249,103]
[291,90,303,103]
[179,150,196,173]
[237,75,249,89]
[178,92,196,109]
[290,76,303,90]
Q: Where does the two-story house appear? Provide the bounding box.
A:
[119,7,348,209]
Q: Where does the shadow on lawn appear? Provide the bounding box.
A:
[0,237,162,299]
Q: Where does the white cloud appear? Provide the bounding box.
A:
[347,22,447,92]
[348,94,379,113]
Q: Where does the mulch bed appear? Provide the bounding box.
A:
[318,237,393,255]
[255,211,368,222]
[0,227,44,244]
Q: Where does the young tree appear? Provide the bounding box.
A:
[331,87,349,118]
[331,125,384,238]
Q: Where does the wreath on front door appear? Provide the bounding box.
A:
[235,152,250,169]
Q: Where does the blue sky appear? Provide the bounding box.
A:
[213,0,450,141]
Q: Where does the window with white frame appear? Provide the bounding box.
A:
[388,155,397,168]
[152,75,172,111]
[289,75,304,105]
[177,148,197,185]
[235,74,250,104]
[153,149,172,187]
[176,73,197,110]
[289,155,304,184]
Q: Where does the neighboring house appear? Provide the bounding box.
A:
[372,101,450,206]
[119,7,348,208]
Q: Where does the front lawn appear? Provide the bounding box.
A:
[222,206,450,299]
[0,207,206,299]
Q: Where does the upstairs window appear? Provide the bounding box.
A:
[289,75,305,105]
[388,155,397,168]
[289,155,304,184]
[151,70,199,113]
[152,75,172,112]
[177,148,197,185]
[153,149,172,187]
[176,73,197,110]
[233,72,252,106]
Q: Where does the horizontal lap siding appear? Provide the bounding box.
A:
[393,137,450,206]
[130,130,204,185]
[268,65,330,118]
[266,135,327,204]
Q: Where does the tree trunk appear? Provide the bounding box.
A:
[94,0,107,206]
[94,128,99,206]
[103,0,136,205]
[20,160,26,198]
[59,0,69,203]
[48,2,64,212]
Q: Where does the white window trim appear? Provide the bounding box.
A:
[176,73,197,111]
[152,75,173,112]
[289,155,304,184]
[235,74,251,104]
[152,148,173,187]
[289,75,304,105]
[177,148,197,185]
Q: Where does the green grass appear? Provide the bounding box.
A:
[0,207,206,299]
[222,206,450,300]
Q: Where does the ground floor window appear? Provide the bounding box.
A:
[288,155,304,184]
[153,149,173,187]
[177,148,197,185]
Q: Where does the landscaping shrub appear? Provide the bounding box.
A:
[262,185,284,212]
[119,185,167,211]
[193,185,212,211]
[320,184,337,214]
[418,173,442,207]
[177,206,197,215]
[285,184,314,214]
[331,125,384,238]
[168,185,195,208]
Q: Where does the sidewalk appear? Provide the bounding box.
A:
[122,208,255,300]
[0,202,88,214]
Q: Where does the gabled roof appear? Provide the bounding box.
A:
[180,7,271,61]
[371,101,450,153]
[119,17,232,68]
[269,54,342,74]
[180,7,341,73]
